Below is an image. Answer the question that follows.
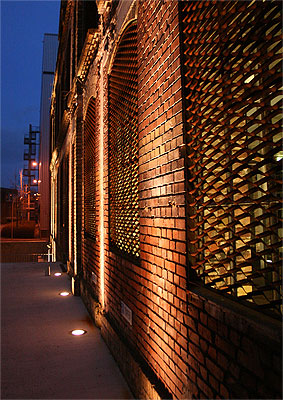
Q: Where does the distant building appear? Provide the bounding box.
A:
[38,33,58,238]
[50,1,282,399]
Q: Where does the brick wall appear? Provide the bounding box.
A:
[104,17,141,352]
[70,142,74,265]
[61,1,282,399]
[185,288,282,399]
[81,1,189,398]
[57,153,69,262]
[74,88,83,274]
[137,1,188,398]
[82,93,101,302]
[0,240,49,262]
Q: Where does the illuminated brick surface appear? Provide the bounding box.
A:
[137,1,187,397]
[51,1,282,399]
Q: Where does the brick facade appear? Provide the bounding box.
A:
[137,1,188,397]
[185,288,281,399]
[50,1,282,399]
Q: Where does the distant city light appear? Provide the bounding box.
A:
[32,161,38,167]
[33,179,38,184]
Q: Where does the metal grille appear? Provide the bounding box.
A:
[181,1,282,315]
[84,97,98,240]
[108,21,139,259]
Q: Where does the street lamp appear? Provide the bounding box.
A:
[11,195,17,239]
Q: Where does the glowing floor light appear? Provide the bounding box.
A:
[59,291,70,296]
[54,272,62,276]
[71,329,87,336]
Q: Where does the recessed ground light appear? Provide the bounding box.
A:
[59,291,70,296]
[71,329,87,336]
[54,272,62,276]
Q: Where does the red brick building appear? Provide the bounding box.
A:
[50,1,282,398]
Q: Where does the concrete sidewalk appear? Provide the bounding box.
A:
[1,262,133,399]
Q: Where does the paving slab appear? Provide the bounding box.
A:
[1,262,134,399]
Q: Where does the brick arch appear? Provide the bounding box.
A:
[83,96,98,241]
[108,18,137,76]
[108,20,139,259]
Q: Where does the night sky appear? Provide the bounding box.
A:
[1,0,60,188]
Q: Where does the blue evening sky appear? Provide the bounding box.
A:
[1,0,60,188]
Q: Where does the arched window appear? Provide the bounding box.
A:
[84,97,98,240]
[58,153,69,261]
[108,21,139,259]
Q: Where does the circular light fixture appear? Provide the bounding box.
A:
[54,272,62,276]
[59,291,70,296]
[71,329,87,336]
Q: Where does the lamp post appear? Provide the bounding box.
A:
[27,190,30,222]
[11,198,13,239]
[11,195,17,239]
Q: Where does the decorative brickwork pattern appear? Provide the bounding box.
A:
[58,153,69,262]
[70,142,74,265]
[105,20,142,353]
[52,2,282,399]
[84,97,98,240]
[108,21,139,260]
[181,0,282,315]
[82,92,101,299]
[75,103,83,273]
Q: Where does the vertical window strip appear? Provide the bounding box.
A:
[84,98,98,240]
[108,22,140,259]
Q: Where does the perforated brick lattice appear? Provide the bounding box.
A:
[109,21,139,259]
[181,0,282,314]
[58,154,69,260]
[71,143,74,262]
[84,98,98,240]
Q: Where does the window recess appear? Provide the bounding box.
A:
[108,21,139,260]
[181,0,282,316]
[84,98,98,241]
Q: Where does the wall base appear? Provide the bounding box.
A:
[80,278,173,400]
